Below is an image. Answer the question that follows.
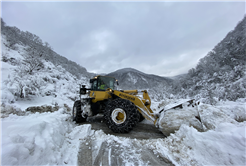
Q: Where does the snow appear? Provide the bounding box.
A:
[1,98,245,165]
[13,96,54,111]
[1,109,93,165]
[1,61,16,104]
[150,122,246,166]
[158,105,204,136]
[127,72,137,84]
[1,33,246,165]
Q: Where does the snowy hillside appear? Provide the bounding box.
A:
[1,34,90,116]
[172,16,246,104]
[107,68,173,90]
[107,68,173,101]
[1,18,92,79]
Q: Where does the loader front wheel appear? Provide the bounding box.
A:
[104,98,140,133]
[73,100,87,123]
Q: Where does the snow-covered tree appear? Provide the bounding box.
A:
[22,47,44,74]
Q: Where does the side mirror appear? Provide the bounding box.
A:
[116,80,119,86]
[80,85,87,95]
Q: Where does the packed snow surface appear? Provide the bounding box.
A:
[1,97,245,165]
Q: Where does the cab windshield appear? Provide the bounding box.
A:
[91,76,116,91]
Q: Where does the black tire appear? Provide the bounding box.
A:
[138,112,145,122]
[104,98,140,133]
[72,100,87,123]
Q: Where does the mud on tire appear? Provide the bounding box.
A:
[104,98,140,133]
[73,100,87,123]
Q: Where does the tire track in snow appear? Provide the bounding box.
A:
[77,115,174,165]
[78,136,174,166]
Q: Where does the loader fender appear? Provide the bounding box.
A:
[113,90,157,124]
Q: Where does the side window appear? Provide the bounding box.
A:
[91,80,98,90]
[109,80,114,89]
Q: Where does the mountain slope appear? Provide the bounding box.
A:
[107,68,173,90]
[172,16,246,104]
[1,20,91,105]
[106,68,174,101]
[1,18,92,79]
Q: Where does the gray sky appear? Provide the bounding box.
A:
[1,1,245,76]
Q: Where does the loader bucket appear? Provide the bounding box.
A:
[157,99,203,136]
[158,99,195,114]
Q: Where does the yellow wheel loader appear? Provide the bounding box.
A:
[72,75,199,134]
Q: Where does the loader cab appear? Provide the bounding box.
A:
[90,76,118,91]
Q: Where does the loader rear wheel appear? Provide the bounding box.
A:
[104,98,140,133]
[73,100,87,123]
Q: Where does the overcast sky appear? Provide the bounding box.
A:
[1,1,245,76]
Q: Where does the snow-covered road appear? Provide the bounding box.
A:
[78,130,174,166]
[77,116,173,165]
[85,115,165,139]
[1,98,246,165]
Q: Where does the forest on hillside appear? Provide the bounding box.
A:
[171,16,246,104]
[1,18,91,79]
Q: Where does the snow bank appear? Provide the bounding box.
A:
[147,99,246,165]
[198,100,246,130]
[158,107,203,136]
[216,99,246,122]
[1,60,17,104]
[1,109,92,165]
[149,122,246,166]
[156,98,245,135]
[199,103,237,130]
[1,89,15,104]
[157,99,203,136]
